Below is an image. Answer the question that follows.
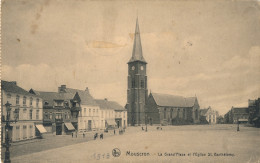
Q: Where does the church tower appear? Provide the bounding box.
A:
[126,18,148,126]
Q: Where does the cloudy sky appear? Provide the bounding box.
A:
[2,0,260,115]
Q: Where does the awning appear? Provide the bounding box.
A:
[238,119,248,122]
[106,119,116,126]
[36,125,47,133]
[65,123,75,131]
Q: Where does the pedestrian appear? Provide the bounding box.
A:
[76,131,77,138]
[114,129,115,135]
[100,133,103,139]
[142,126,144,130]
[83,133,85,138]
[72,132,74,138]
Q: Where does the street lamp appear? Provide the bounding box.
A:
[3,101,17,163]
[237,118,240,131]
[145,114,147,132]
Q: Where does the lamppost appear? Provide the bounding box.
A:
[237,118,240,131]
[3,101,17,163]
[145,114,147,132]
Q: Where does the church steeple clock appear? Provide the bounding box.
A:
[126,18,148,126]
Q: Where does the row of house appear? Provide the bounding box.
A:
[1,80,127,142]
[223,97,260,127]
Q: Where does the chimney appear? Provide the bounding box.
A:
[59,85,66,93]
[85,87,89,93]
[104,98,108,101]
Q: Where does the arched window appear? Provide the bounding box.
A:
[141,80,144,88]
[132,79,135,88]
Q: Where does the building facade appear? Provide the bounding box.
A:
[58,86,100,131]
[225,107,249,124]
[30,87,80,135]
[200,106,219,124]
[146,93,200,125]
[1,80,45,143]
[248,98,260,127]
[96,99,127,129]
[126,18,148,126]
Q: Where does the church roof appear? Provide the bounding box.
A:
[151,93,197,107]
[128,18,147,64]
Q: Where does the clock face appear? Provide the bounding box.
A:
[131,66,135,70]
[140,66,144,70]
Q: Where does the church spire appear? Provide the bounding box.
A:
[128,17,147,64]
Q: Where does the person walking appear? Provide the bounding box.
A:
[114,129,115,135]
[72,132,74,138]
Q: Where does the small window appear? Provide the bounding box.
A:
[64,101,69,107]
[44,101,49,106]
[36,98,39,107]
[30,97,33,106]
[36,110,39,120]
[16,95,20,105]
[29,110,33,120]
[7,93,11,98]
[23,96,27,105]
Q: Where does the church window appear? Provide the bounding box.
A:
[141,80,144,88]
[132,80,135,88]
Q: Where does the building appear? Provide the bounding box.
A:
[145,93,200,125]
[1,80,45,143]
[30,88,80,135]
[248,98,260,127]
[200,106,219,124]
[58,85,100,131]
[126,18,148,126]
[228,107,249,124]
[95,99,127,129]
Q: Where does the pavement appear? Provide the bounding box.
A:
[2,124,260,163]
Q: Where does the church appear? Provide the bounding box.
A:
[126,18,200,126]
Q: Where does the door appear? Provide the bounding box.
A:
[117,121,120,128]
[56,124,62,135]
[88,120,92,131]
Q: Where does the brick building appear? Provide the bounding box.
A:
[248,98,260,127]
[225,107,249,124]
[29,87,80,135]
[126,18,148,126]
[145,93,200,125]
[1,80,45,143]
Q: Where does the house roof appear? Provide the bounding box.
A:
[1,80,36,97]
[95,99,126,111]
[31,90,75,106]
[232,107,249,114]
[200,108,209,115]
[63,88,98,106]
[151,93,197,107]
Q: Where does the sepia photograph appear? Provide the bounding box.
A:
[1,0,260,162]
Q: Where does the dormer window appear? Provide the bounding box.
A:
[7,93,11,98]
[44,101,49,106]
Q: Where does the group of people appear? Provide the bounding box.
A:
[94,133,104,140]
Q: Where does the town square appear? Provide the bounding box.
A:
[1,0,260,162]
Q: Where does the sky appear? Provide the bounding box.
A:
[2,0,260,115]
